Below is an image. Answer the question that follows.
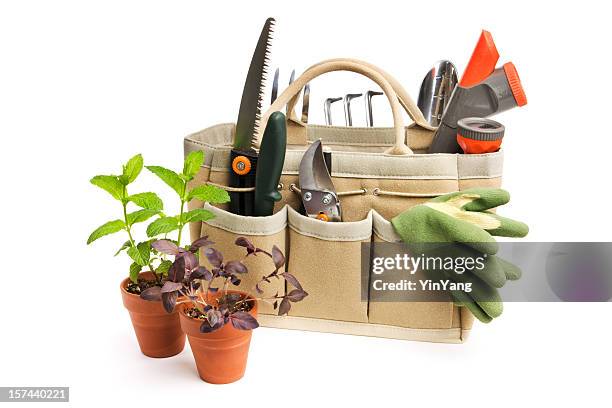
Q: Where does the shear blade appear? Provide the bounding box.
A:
[299,140,334,192]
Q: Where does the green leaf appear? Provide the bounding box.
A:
[90,175,125,201]
[146,166,184,197]
[121,154,143,185]
[181,208,215,224]
[128,192,163,211]
[156,260,173,276]
[126,209,159,226]
[183,150,204,180]
[127,241,151,266]
[129,262,142,283]
[146,216,179,237]
[114,240,131,256]
[187,184,230,204]
[87,219,126,244]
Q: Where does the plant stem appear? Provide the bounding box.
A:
[177,199,185,246]
[122,190,158,281]
[176,180,187,247]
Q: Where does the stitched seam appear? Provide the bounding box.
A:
[260,315,461,336]
[288,224,371,241]
[205,220,286,236]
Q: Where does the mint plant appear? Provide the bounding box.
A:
[144,150,229,249]
[87,151,230,293]
[87,154,166,286]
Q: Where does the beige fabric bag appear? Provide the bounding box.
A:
[183,59,500,343]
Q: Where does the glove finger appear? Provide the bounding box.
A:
[432,188,510,211]
[450,291,493,323]
[451,271,504,318]
[471,254,507,288]
[432,211,499,255]
[443,244,507,288]
[497,257,523,280]
[392,206,498,254]
[486,213,529,238]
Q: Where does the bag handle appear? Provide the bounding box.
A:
[254,59,414,155]
[286,58,433,130]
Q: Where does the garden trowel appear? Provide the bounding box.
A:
[417,60,458,127]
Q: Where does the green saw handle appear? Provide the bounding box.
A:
[254,111,287,216]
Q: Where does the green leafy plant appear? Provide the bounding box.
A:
[87,154,165,285]
[87,151,230,292]
[144,150,230,246]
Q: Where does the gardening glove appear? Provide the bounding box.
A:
[391,188,528,323]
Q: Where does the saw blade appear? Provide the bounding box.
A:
[234,17,275,150]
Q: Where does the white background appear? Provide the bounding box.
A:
[1,0,611,407]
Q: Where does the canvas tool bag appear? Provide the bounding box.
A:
[184,59,503,343]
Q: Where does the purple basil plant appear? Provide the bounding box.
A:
[140,236,307,333]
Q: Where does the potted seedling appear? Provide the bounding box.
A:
[87,151,229,358]
[144,236,307,384]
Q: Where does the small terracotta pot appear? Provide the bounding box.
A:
[120,272,185,358]
[179,291,258,384]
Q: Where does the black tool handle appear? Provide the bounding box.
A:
[254,111,287,216]
[229,149,258,216]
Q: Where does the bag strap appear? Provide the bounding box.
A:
[254,59,414,155]
[286,58,434,130]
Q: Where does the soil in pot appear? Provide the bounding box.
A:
[120,272,186,358]
[179,291,258,384]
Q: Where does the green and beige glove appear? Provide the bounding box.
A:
[391,188,529,323]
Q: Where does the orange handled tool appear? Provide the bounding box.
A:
[457,117,505,154]
[428,30,527,153]
[460,30,499,87]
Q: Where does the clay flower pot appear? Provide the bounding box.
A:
[179,291,258,384]
[120,272,186,358]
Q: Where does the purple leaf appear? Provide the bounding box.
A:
[230,276,241,286]
[206,309,223,327]
[204,247,223,267]
[278,297,291,315]
[201,267,213,281]
[225,260,248,275]
[161,281,183,293]
[168,257,185,282]
[281,272,303,291]
[271,245,285,269]
[161,291,178,313]
[255,283,264,294]
[151,240,179,255]
[190,236,214,253]
[230,311,259,330]
[208,287,219,293]
[200,320,224,333]
[178,251,199,273]
[286,289,308,302]
[140,286,162,301]
[235,237,255,253]
[190,266,208,281]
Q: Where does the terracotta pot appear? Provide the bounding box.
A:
[120,272,185,358]
[179,291,258,384]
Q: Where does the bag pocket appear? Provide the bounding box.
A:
[286,206,371,323]
[200,203,287,315]
[368,210,454,328]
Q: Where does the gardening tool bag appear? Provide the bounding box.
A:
[184,59,503,343]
